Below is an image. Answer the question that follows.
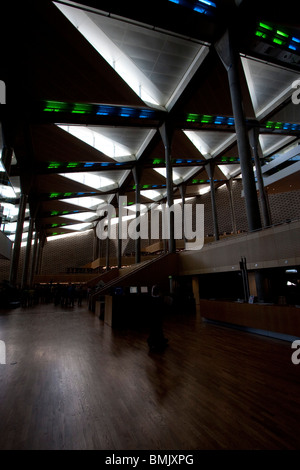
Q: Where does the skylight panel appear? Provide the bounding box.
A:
[5,221,29,234]
[59,196,105,210]
[140,189,164,201]
[199,184,211,195]
[8,232,29,243]
[124,204,148,214]
[57,125,133,161]
[183,131,211,157]
[58,125,134,162]
[0,203,19,219]
[47,231,93,242]
[59,172,116,191]
[59,212,97,222]
[60,223,92,231]
[54,2,161,106]
[0,184,16,198]
[154,168,182,183]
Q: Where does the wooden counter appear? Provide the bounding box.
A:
[200,299,300,337]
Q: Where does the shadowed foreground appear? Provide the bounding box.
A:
[0,302,299,450]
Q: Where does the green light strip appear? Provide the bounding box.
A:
[43,100,68,112]
[72,103,93,114]
[192,179,206,184]
[276,30,289,38]
[186,113,199,122]
[255,31,267,38]
[259,22,273,31]
[67,162,80,168]
[48,162,61,169]
[201,115,213,123]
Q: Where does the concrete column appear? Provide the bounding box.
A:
[226,179,237,234]
[21,216,34,288]
[132,167,141,264]
[9,193,27,286]
[93,227,100,261]
[105,224,111,272]
[215,30,261,232]
[179,184,186,249]
[159,123,175,253]
[29,231,38,287]
[117,193,123,269]
[249,126,272,227]
[1,146,13,174]
[206,161,219,241]
[36,233,46,276]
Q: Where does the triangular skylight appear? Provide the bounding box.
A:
[259,134,295,156]
[140,189,166,201]
[59,172,117,192]
[184,130,236,158]
[54,2,208,109]
[59,196,106,210]
[61,222,93,231]
[154,168,182,184]
[57,125,134,161]
[59,212,98,222]
[241,57,299,119]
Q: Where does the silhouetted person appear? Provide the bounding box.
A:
[147,284,168,351]
[77,284,84,306]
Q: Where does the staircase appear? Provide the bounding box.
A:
[89,252,178,303]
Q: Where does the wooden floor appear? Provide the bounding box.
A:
[0,301,300,450]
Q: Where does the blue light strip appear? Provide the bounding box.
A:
[96,104,156,119]
[198,0,216,7]
[168,0,216,15]
[42,100,158,120]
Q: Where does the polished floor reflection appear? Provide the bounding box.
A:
[0,302,299,450]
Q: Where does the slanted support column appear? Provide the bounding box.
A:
[21,216,35,289]
[159,123,175,253]
[179,184,186,248]
[93,226,100,261]
[226,179,237,234]
[132,167,142,264]
[35,233,46,276]
[215,30,261,232]
[1,146,13,175]
[206,161,219,241]
[9,193,27,287]
[249,126,272,228]
[105,222,111,272]
[29,230,38,287]
[117,193,123,269]
[1,123,14,175]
